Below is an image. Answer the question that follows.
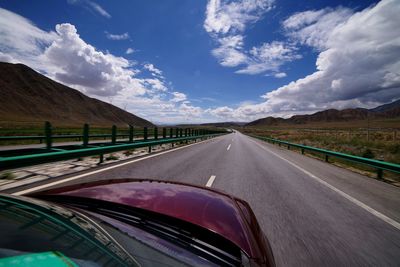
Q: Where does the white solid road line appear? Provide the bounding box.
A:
[206,175,216,187]
[227,144,231,151]
[12,137,222,196]
[249,138,400,231]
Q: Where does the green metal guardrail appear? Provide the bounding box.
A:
[0,135,224,170]
[0,124,145,144]
[249,135,400,179]
[0,122,219,146]
[0,122,227,170]
[0,133,142,140]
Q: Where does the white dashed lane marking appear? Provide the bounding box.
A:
[206,175,216,187]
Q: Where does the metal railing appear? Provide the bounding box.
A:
[0,122,228,170]
[0,123,146,145]
[249,135,400,179]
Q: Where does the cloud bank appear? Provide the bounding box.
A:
[205,0,400,121]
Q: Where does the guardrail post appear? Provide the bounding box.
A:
[129,125,134,143]
[163,128,166,139]
[175,128,179,138]
[154,127,158,140]
[147,127,151,153]
[45,121,52,150]
[180,128,183,137]
[144,127,148,141]
[111,125,117,144]
[185,128,188,137]
[170,128,173,138]
[325,155,329,162]
[301,148,304,155]
[83,123,89,147]
[377,169,383,180]
[99,154,104,164]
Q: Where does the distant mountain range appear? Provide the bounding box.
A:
[246,100,400,127]
[0,62,154,127]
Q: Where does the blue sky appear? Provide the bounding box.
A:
[1,0,399,124]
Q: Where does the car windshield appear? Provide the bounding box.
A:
[0,194,246,267]
[0,194,140,267]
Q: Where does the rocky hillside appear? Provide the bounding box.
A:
[0,62,154,127]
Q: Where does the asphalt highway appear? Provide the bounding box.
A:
[8,132,400,266]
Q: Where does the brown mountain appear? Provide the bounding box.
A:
[0,62,154,127]
[246,100,400,127]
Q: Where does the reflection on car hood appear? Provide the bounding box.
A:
[34,179,256,257]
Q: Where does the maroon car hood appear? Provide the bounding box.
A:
[37,180,257,257]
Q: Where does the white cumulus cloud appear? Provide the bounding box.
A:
[0,8,205,124]
[208,106,235,119]
[283,7,353,50]
[43,23,144,97]
[204,0,274,35]
[207,0,400,121]
[211,35,247,67]
[274,72,287,78]
[0,8,56,69]
[143,63,163,76]
[236,41,300,75]
[143,78,167,92]
[171,92,187,102]
[204,0,299,76]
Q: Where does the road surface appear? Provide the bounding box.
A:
[7,132,400,266]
